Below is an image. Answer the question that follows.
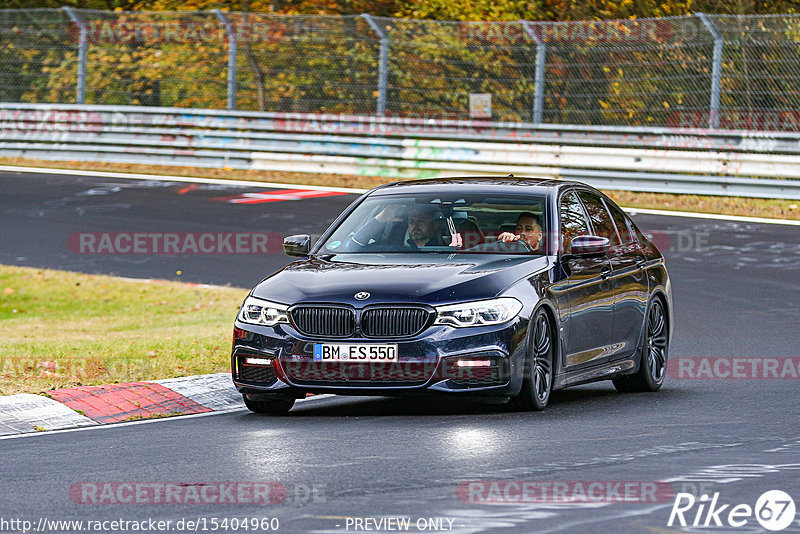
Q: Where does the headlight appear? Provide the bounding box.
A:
[238,296,289,326]
[434,297,522,328]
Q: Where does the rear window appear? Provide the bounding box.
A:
[603,199,634,244]
[577,191,620,246]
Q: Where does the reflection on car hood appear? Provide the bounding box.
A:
[251,253,549,305]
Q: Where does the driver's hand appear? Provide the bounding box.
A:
[376,205,405,223]
[498,232,521,242]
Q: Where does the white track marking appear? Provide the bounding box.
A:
[0,165,367,193]
[0,394,335,440]
[623,206,800,225]
[2,165,799,225]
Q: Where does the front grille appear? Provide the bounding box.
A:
[282,361,437,386]
[290,306,355,337]
[361,307,431,337]
[369,362,437,382]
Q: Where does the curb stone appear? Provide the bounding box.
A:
[0,373,243,436]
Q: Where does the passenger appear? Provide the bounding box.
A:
[405,205,445,249]
[456,219,484,248]
[498,212,543,250]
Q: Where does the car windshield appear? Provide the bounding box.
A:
[318,193,547,254]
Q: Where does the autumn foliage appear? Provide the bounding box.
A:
[2,0,800,127]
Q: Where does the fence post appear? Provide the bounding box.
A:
[521,21,546,124]
[361,14,388,116]
[697,13,722,129]
[213,9,237,111]
[61,7,87,105]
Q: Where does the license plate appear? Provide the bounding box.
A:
[313,343,398,362]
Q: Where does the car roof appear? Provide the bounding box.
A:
[368,176,590,197]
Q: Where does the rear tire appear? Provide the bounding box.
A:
[613,298,668,393]
[243,395,295,415]
[512,309,554,411]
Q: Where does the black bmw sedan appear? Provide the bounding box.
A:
[231,177,672,414]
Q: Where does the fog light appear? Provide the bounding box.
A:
[245,357,273,366]
[456,359,493,368]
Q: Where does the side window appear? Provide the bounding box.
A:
[577,191,620,246]
[559,192,590,254]
[603,198,634,244]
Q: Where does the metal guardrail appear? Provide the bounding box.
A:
[2,103,800,200]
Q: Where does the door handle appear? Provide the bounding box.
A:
[636,258,646,268]
[601,267,612,281]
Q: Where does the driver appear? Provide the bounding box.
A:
[348,204,445,250]
[498,212,543,250]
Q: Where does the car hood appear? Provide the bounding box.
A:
[251,253,549,306]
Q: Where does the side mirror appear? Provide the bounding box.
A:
[283,234,310,257]
[565,235,609,258]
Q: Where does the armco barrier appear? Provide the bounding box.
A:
[2,103,800,199]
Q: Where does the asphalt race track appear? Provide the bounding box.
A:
[1,169,799,533]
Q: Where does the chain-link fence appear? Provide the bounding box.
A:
[2,9,800,130]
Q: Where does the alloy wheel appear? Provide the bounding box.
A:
[646,300,668,382]
[532,312,553,403]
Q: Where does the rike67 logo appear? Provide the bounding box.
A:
[668,490,796,531]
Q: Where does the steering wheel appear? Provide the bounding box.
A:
[495,235,536,252]
[516,238,536,252]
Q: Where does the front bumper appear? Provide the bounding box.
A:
[231,318,528,398]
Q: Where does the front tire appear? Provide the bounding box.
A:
[512,309,554,411]
[243,395,295,415]
[613,298,668,393]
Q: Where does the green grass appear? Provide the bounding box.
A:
[119,412,185,422]
[0,265,247,395]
